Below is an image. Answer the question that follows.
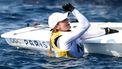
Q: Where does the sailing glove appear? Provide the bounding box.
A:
[62,3,75,12]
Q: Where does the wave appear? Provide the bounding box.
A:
[23,0,122,6]
[0,0,122,6]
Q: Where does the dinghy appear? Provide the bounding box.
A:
[1,22,122,57]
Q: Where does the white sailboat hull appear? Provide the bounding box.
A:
[1,22,122,57]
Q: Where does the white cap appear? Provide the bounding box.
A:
[48,12,68,29]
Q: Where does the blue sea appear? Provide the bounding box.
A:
[0,0,122,69]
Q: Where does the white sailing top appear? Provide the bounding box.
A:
[57,9,90,58]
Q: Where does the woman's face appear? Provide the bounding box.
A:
[57,19,71,31]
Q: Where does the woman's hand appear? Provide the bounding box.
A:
[62,3,75,12]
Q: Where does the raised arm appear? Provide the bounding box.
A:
[61,4,90,43]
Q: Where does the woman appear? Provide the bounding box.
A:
[48,3,90,58]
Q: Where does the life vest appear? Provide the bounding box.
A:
[50,31,72,58]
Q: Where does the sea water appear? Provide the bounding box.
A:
[0,0,122,69]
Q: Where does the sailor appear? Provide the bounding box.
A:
[48,3,90,58]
